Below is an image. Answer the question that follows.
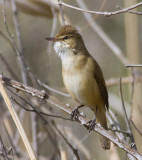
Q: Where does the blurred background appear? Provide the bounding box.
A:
[0,0,142,160]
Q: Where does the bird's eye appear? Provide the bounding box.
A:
[63,36,69,40]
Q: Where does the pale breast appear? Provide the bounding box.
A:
[62,56,102,108]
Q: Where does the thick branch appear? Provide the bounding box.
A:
[0,75,142,160]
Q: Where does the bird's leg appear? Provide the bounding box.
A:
[70,105,84,121]
[87,106,98,132]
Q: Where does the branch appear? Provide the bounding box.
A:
[11,0,28,85]
[117,5,142,15]
[58,1,142,17]
[58,0,65,25]
[2,0,28,85]
[126,64,142,67]
[10,94,70,121]
[0,75,142,159]
[131,120,142,136]
[76,0,129,65]
[0,52,18,80]
[0,78,36,160]
[106,76,142,87]
[119,78,135,144]
[0,135,9,160]
[9,90,80,159]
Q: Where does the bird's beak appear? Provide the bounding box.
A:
[45,37,57,42]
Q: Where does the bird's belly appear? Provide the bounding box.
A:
[63,72,101,108]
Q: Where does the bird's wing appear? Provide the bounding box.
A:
[94,60,109,110]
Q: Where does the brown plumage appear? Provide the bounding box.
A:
[55,25,78,37]
[46,25,110,150]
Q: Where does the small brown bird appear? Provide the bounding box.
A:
[46,25,110,150]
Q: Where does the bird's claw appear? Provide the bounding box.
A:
[86,119,96,132]
[70,108,80,121]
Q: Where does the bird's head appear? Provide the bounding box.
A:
[46,25,86,58]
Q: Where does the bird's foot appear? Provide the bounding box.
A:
[70,105,84,121]
[86,116,96,132]
[70,108,80,121]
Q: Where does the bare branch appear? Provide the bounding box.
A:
[47,7,57,55]
[59,1,142,17]
[0,52,18,80]
[76,0,129,65]
[52,124,80,160]
[0,135,9,160]
[107,109,124,139]
[131,120,142,136]
[2,0,28,85]
[0,30,14,49]
[109,129,131,136]
[126,64,142,67]
[10,93,70,121]
[37,79,70,97]
[106,76,142,87]
[130,68,135,107]
[119,78,131,131]
[11,0,28,85]
[1,75,142,159]
[0,78,37,160]
[58,0,65,25]
[119,78,135,145]
[9,92,80,159]
[0,115,22,157]
[117,5,142,15]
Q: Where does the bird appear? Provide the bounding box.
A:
[46,25,110,150]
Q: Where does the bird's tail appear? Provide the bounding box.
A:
[96,105,110,150]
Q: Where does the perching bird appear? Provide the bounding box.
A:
[46,25,110,150]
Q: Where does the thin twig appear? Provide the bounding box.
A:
[10,95,70,121]
[0,135,9,160]
[130,68,135,116]
[81,0,107,32]
[117,5,142,15]
[119,78,135,145]
[59,1,142,17]
[45,6,58,83]
[11,0,28,85]
[37,79,70,97]
[0,30,14,50]
[64,127,93,160]
[119,78,131,131]
[44,126,60,156]
[107,110,124,139]
[2,0,28,85]
[0,116,22,157]
[7,85,70,158]
[109,129,131,136]
[27,68,70,97]
[106,76,142,87]
[76,0,129,65]
[58,0,65,25]
[0,79,37,160]
[47,7,57,55]
[10,93,80,159]
[126,64,142,67]
[7,86,70,120]
[52,124,80,160]
[0,52,18,80]
[1,75,142,159]
[130,120,142,136]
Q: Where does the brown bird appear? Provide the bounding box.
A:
[46,25,110,150]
